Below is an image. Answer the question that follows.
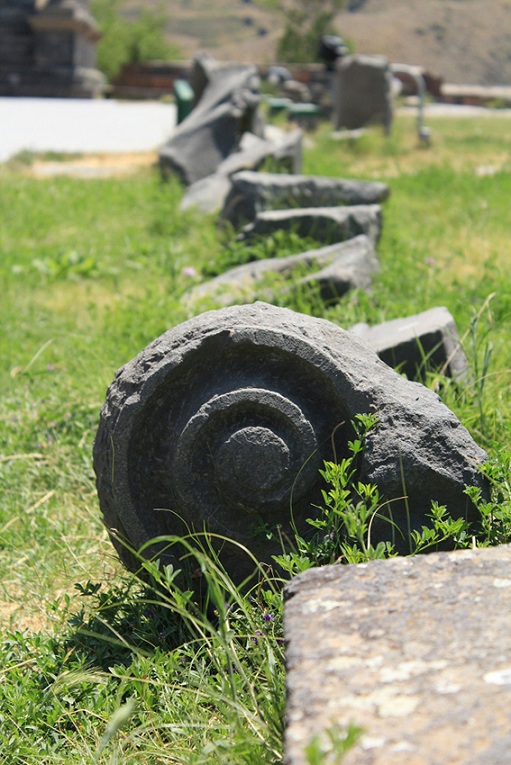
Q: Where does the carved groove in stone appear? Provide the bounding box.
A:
[93,302,488,582]
[93,304,352,579]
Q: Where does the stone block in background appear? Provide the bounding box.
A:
[220,170,390,229]
[237,204,382,247]
[335,54,393,134]
[284,544,511,765]
[159,58,263,185]
[179,127,303,214]
[0,0,105,97]
[350,306,469,382]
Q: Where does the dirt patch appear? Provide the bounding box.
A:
[0,601,50,633]
[30,151,158,179]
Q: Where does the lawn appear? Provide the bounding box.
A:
[1,112,510,763]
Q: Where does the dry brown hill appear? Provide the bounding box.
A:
[335,0,511,85]
[141,0,511,86]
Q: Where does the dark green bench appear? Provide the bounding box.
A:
[174,79,194,124]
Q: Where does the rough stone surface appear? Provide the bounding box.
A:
[238,205,382,247]
[93,302,487,582]
[179,128,303,214]
[0,0,105,97]
[159,61,263,185]
[284,544,511,765]
[221,170,390,229]
[186,235,378,307]
[335,54,393,133]
[351,306,469,382]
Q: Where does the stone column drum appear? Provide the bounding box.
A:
[93,303,488,582]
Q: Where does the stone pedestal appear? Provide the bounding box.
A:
[0,0,105,98]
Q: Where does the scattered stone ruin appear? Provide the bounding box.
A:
[156,53,472,386]
[0,0,105,98]
[220,170,390,229]
[93,302,487,583]
[159,54,265,185]
[90,51,499,764]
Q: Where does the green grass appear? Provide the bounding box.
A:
[1,113,511,762]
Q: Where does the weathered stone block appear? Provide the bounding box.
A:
[284,544,511,765]
[221,170,390,229]
[351,306,469,382]
[159,60,263,185]
[186,234,378,307]
[238,205,382,247]
[179,128,303,214]
[93,303,487,582]
[335,54,393,134]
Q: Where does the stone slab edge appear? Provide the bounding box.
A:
[284,544,511,765]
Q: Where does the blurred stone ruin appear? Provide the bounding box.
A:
[159,54,466,388]
[0,0,105,97]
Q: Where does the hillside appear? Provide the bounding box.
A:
[144,0,511,86]
[335,0,511,86]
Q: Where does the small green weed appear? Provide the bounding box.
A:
[32,249,99,280]
[203,229,321,277]
[304,722,363,765]
[274,413,495,580]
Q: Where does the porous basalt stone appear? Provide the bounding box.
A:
[186,235,378,307]
[221,170,390,229]
[159,60,263,185]
[351,306,469,382]
[93,303,487,582]
[284,545,511,765]
[237,204,382,247]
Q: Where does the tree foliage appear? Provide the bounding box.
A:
[276,0,345,63]
[92,0,182,82]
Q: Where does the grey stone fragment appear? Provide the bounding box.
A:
[93,302,487,582]
[179,173,233,215]
[282,78,312,103]
[189,50,217,107]
[284,544,511,765]
[159,61,262,185]
[180,128,303,214]
[351,306,469,382]
[238,204,382,247]
[221,170,390,228]
[186,234,378,307]
[335,54,393,133]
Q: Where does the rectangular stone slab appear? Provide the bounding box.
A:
[350,306,469,382]
[284,545,511,765]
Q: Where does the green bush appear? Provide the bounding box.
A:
[276,0,345,63]
[92,0,182,81]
